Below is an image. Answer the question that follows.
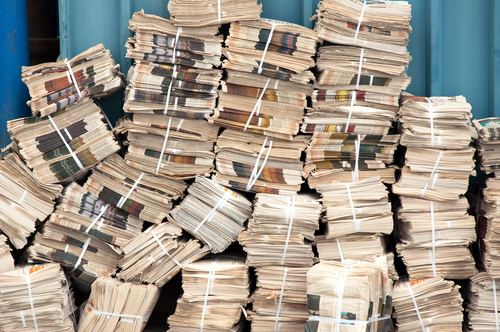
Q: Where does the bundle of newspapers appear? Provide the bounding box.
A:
[473,117,500,174]
[0,233,14,273]
[168,0,262,26]
[26,182,144,288]
[466,272,500,332]
[315,177,393,262]
[393,277,464,331]
[21,43,124,116]
[394,196,477,281]
[168,255,250,331]
[213,129,309,195]
[0,147,62,249]
[117,222,210,287]
[239,194,321,331]
[169,176,252,253]
[210,18,319,139]
[77,276,159,332]
[394,95,476,201]
[0,263,77,332]
[304,259,393,332]
[82,154,187,223]
[7,98,120,184]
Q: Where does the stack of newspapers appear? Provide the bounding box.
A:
[473,117,500,174]
[466,272,500,332]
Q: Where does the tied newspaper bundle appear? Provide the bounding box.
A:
[392,277,464,332]
[77,277,159,332]
[304,259,393,332]
[0,233,14,273]
[168,0,262,26]
[394,95,477,200]
[169,176,252,253]
[303,133,400,188]
[122,11,223,179]
[213,129,309,195]
[0,147,62,249]
[473,117,500,174]
[21,43,124,117]
[314,177,393,262]
[394,196,477,281]
[81,154,187,223]
[7,98,120,184]
[117,222,210,287]
[168,255,250,331]
[466,272,500,332]
[238,194,321,332]
[26,182,143,287]
[115,114,219,179]
[210,18,320,139]
[0,263,77,332]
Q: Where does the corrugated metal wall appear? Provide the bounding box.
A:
[58,0,500,120]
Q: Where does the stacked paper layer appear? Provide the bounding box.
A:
[0,233,14,273]
[21,43,124,116]
[473,117,500,174]
[393,277,464,331]
[466,272,500,332]
[168,255,250,331]
[8,98,120,184]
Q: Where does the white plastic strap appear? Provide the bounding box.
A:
[353,1,367,46]
[70,237,92,273]
[336,238,344,262]
[246,138,273,191]
[193,190,232,233]
[308,314,391,325]
[406,282,426,332]
[24,267,38,332]
[155,117,172,175]
[20,310,27,327]
[281,197,296,265]
[429,201,437,277]
[66,61,83,99]
[117,172,145,209]
[274,267,288,331]
[85,204,110,233]
[151,229,183,269]
[200,259,217,332]
[493,279,499,332]
[244,78,271,131]
[369,75,374,85]
[64,128,73,141]
[164,27,182,114]
[355,48,365,89]
[258,21,277,74]
[425,97,435,147]
[18,190,27,205]
[345,183,360,232]
[87,303,147,320]
[345,91,357,133]
[48,115,84,170]
[353,135,360,181]
[335,265,355,332]
[419,150,443,198]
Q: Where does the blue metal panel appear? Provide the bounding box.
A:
[0,0,31,148]
[491,0,500,117]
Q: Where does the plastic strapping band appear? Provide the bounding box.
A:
[66,61,83,99]
[244,78,271,131]
[155,117,173,175]
[419,150,443,198]
[308,314,391,325]
[20,310,26,327]
[355,48,365,90]
[193,190,232,233]
[151,229,183,269]
[406,282,426,332]
[25,267,39,332]
[345,91,357,133]
[335,265,355,332]
[345,183,360,232]
[281,197,296,265]
[369,75,374,85]
[64,128,73,141]
[352,1,367,46]
[47,115,84,170]
[336,238,345,262]
[117,172,145,209]
[18,190,27,205]
[70,236,92,273]
[200,259,217,332]
[164,27,182,115]
[85,204,110,233]
[274,266,288,331]
[258,21,277,74]
[493,279,499,332]
[87,303,148,321]
[353,135,360,181]
[429,201,437,277]
[246,138,273,191]
[425,97,435,147]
